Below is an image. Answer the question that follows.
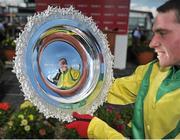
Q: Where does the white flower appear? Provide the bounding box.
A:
[20,119,28,126]
[24,125,31,131]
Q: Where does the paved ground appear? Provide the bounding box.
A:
[0,61,137,109]
[0,67,24,108]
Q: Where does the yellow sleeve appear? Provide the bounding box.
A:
[70,68,80,80]
[107,64,149,105]
[175,133,180,139]
[88,117,125,139]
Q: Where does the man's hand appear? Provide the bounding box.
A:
[65,112,93,138]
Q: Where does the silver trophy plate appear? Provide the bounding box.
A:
[13,6,113,121]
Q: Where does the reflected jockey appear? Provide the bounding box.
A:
[55,58,80,90]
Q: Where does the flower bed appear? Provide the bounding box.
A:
[0,102,13,138]
[0,102,13,126]
[4,101,57,139]
[63,104,134,138]
[0,101,133,138]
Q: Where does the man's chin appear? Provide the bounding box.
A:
[159,60,172,68]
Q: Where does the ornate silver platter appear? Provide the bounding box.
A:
[13,6,113,122]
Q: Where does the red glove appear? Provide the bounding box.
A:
[65,112,93,138]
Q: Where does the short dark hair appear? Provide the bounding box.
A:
[157,0,180,23]
[59,58,67,65]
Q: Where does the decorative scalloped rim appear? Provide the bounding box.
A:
[13,6,114,122]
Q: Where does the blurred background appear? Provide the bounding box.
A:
[0,0,167,138]
[0,0,167,119]
[0,0,168,116]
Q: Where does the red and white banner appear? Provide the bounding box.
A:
[35,0,130,35]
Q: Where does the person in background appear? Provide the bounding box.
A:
[65,0,180,138]
[132,25,142,48]
[0,22,5,32]
[0,21,5,43]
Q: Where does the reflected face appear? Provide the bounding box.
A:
[59,59,68,72]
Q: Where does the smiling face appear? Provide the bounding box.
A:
[149,10,180,67]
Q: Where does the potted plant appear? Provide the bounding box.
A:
[0,37,16,61]
[131,39,156,65]
[135,45,155,65]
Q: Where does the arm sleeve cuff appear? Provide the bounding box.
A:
[88,117,125,139]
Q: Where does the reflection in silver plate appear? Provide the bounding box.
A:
[13,6,113,122]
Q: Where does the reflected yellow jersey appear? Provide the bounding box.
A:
[57,67,80,89]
